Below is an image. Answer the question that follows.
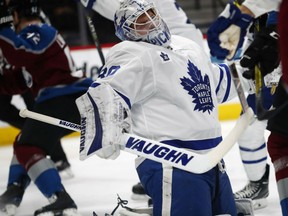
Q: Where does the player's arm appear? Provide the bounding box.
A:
[207,1,253,61]
[242,0,281,17]
[207,0,281,61]
[210,61,255,104]
[209,62,236,103]
[75,43,154,160]
[0,24,58,68]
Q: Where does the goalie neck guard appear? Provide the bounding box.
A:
[114,0,171,48]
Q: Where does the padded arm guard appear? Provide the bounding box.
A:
[76,82,131,160]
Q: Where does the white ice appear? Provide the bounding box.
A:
[0,120,282,216]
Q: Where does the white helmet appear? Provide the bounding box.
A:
[114,0,171,47]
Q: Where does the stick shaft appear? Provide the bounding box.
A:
[86,15,105,66]
[19,109,81,131]
[229,63,250,113]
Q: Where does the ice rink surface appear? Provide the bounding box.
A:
[0,120,282,216]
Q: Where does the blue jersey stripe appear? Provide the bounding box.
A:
[161,136,222,151]
[240,143,266,152]
[219,63,231,103]
[215,65,224,95]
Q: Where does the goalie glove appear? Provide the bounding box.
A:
[207,1,253,60]
[76,82,131,160]
[240,25,280,80]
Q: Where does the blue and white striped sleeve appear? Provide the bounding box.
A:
[212,63,237,104]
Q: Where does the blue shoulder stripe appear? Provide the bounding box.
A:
[115,90,131,109]
[215,65,224,94]
[219,63,231,103]
[90,82,131,109]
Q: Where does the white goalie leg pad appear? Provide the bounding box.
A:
[235,198,255,216]
[76,82,131,160]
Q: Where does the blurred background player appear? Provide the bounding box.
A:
[0,10,73,179]
[206,0,288,214]
[0,0,93,215]
[0,77,73,179]
[208,9,280,209]
[0,96,74,178]
[232,11,280,210]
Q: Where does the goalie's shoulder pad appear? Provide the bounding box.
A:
[76,82,131,160]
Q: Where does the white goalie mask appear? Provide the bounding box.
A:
[114,0,171,48]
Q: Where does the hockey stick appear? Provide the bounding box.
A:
[78,0,105,66]
[19,108,253,174]
[229,63,250,113]
[86,14,105,66]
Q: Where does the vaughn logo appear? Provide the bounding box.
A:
[79,117,87,153]
[126,137,194,166]
[180,60,214,114]
[59,120,81,131]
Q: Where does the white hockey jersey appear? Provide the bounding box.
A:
[96,35,236,152]
[242,0,281,17]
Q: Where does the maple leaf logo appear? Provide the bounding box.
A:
[180,60,214,114]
